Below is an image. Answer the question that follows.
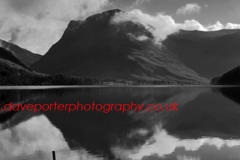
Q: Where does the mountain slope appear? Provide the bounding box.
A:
[211,66,240,85]
[31,9,207,84]
[0,47,31,70]
[0,40,41,66]
[163,29,240,79]
[0,41,105,85]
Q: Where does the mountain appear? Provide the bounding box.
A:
[31,9,208,84]
[163,29,240,79]
[31,9,240,84]
[211,66,240,85]
[0,41,41,85]
[0,39,41,67]
[0,47,31,70]
[0,41,103,85]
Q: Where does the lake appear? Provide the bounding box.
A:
[0,86,240,160]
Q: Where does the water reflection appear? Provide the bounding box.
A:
[0,115,68,160]
[218,87,240,104]
[113,127,240,160]
[0,115,104,160]
[0,89,82,124]
[0,87,240,160]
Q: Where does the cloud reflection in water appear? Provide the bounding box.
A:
[0,115,103,160]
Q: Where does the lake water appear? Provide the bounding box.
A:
[1,86,240,160]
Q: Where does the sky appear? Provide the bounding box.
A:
[0,0,240,55]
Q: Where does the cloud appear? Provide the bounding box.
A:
[206,21,240,31]
[111,9,240,43]
[112,9,180,41]
[0,0,110,54]
[176,3,201,15]
[8,27,21,44]
[206,21,223,31]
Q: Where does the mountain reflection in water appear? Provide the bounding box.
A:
[0,86,240,160]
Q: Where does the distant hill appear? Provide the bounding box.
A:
[211,66,240,85]
[163,29,240,79]
[31,9,208,84]
[0,47,31,70]
[0,42,148,85]
[0,39,41,67]
[0,44,102,85]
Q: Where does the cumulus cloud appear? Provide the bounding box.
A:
[112,10,180,41]
[111,9,240,43]
[206,21,240,31]
[176,3,201,15]
[0,0,110,54]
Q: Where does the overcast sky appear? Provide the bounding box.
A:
[0,0,240,55]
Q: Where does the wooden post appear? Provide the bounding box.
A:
[52,151,56,160]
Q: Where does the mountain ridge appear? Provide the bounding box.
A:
[0,39,41,66]
[0,47,31,71]
[211,66,240,85]
[31,9,208,84]
[162,28,240,79]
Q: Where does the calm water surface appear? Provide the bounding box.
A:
[0,86,240,160]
